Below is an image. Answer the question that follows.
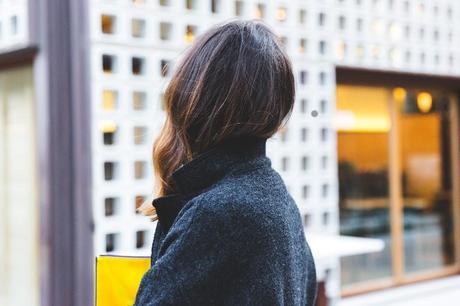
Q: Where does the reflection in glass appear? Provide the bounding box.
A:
[399,93,455,274]
[336,86,393,287]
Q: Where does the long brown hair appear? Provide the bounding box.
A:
[139,20,295,218]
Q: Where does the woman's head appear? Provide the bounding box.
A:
[140,20,295,217]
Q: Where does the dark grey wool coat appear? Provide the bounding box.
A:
[134,135,317,306]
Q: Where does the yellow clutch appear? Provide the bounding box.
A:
[95,255,150,306]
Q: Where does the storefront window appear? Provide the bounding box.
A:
[336,86,393,286]
[398,92,456,274]
[336,85,459,290]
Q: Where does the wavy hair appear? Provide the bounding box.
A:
[139,20,295,218]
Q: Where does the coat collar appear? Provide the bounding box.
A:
[152,135,267,231]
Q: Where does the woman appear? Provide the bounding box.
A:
[135,20,317,306]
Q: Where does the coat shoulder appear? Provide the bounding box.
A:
[187,161,300,235]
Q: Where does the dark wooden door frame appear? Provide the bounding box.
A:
[28,0,93,305]
[336,65,460,90]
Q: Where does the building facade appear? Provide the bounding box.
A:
[90,0,460,302]
[1,0,460,305]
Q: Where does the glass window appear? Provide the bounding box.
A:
[337,85,458,290]
[399,93,455,274]
[337,86,392,287]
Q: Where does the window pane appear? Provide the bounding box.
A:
[336,85,393,287]
[399,93,455,274]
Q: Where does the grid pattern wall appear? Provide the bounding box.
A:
[89,0,460,300]
[0,0,28,51]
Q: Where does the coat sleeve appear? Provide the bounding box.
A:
[134,199,253,306]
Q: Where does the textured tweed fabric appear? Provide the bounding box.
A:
[134,135,317,306]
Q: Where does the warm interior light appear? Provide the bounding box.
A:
[103,90,117,110]
[100,121,117,133]
[417,92,433,113]
[392,87,406,103]
[276,7,287,21]
[254,4,265,19]
[335,86,391,133]
[184,26,195,43]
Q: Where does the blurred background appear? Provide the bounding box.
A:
[1,0,460,305]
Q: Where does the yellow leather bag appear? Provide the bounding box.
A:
[95,255,150,306]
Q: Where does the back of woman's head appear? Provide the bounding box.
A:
[140,20,295,217]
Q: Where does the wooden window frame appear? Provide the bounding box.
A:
[337,66,460,297]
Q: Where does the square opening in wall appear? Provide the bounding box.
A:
[133,91,147,110]
[320,127,328,141]
[104,161,118,181]
[135,195,146,214]
[136,230,147,248]
[186,0,197,10]
[302,184,310,199]
[322,212,330,226]
[103,129,117,145]
[102,54,117,74]
[301,127,308,142]
[160,22,172,40]
[211,0,221,13]
[299,38,307,53]
[10,16,18,35]
[299,9,307,24]
[322,184,329,198]
[185,25,197,43]
[235,1,244,16]
[319,71,327,85]
[134,126,147,145]
[301,156,309,171]
[280,36,288,49]
[104,197,119,216]
[320,99,327,113]
[281,156,289,172]
[321,155,328,169]
[276,7,287,21]
[132,19,146,38]
[132,57,146,75]
[319,41,327,56]
[303,214,311,227]
[134,161,148,179]
[279,127,288,142]
[102,90,118,111]
[101,121,118,145]
[105,233,119,252]
[254,3,266,19]
[300,70,308,85]
[160,59,170,77]
[101,14,116,34]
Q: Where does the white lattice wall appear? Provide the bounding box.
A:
[89,0,460,301]
[0,0,28,51]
